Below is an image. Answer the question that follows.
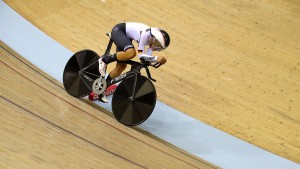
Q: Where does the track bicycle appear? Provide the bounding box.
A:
[63,33,161,126]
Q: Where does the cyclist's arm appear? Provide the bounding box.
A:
[137,30,157,62]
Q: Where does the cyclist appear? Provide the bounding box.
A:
[95,22,171,103]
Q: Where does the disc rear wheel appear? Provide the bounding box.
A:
[63,50,100,98]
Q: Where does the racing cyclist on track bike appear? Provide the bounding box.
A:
[93,22,171,103]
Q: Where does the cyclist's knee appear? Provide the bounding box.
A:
[125,48,136,59]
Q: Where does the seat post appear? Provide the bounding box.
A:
[104,33,113,55]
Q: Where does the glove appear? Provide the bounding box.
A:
[139,54,158,62]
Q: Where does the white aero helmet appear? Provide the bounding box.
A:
[150,27,170,49]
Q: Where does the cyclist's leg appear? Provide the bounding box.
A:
[101,23,136,65]
[98,60,127,103]
[107,44,128,80]
[111,23,136,61]
[107,36,131,80]
[116,48,136,61]
[109,62,127,79]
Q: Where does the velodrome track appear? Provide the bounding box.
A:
[1,0,300,168]
[1,40,220,168]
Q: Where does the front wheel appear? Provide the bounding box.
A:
[112,75,156,126]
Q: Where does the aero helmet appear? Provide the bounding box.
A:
[150,27,170,49]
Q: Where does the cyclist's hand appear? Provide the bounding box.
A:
[157,56,167,65]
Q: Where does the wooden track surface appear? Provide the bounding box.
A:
[0,41,219,168]
[3,0,300,163]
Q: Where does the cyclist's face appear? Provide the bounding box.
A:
[150,37,163,51]
[151,45,164,51]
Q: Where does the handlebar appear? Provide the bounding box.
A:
[152,62,162,68]
[140,60,162,82]
[118,59,161,82]
[140,58,162,68]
